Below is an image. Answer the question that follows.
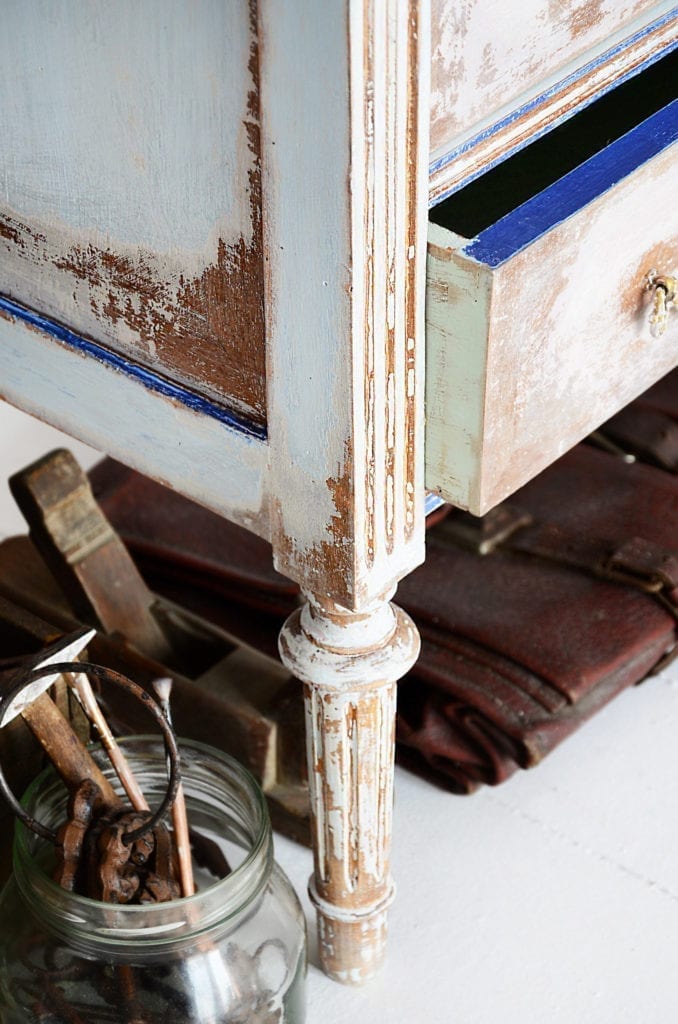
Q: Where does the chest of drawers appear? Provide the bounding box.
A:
[1,0,676,987]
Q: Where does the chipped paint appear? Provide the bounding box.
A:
[0,308,270,535]
[426,133,678,515]
[0,214,266,426]
[279,591,419,984]
[429,5,676,203]
[263,0,426,611]
[0,295,266,440]
[431,0,664,154]
[1,0,266,428]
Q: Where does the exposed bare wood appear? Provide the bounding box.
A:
[261,0,429,608]
[152,677,195,898]
[0,533,311,845]
[0,309,270,538]
[10,449,173,663]
[0,0,267,427]
[6,0,672,991]
[68,671,149,813]
[430,5,676,203]
[426,138,678,514]
[279,588,420,984]
[430,0,669,174]
[19,690,120,810]
[0,598,93,883]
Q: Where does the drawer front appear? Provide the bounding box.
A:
[431,0,667,156]
[425,101,678,515]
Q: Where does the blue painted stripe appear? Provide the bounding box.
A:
[0,295,268,441]
[463,99,678,268]
[425,492,446,517]
[429,10,678,203]
[3,294,442,515]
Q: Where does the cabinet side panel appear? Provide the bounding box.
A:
[0,0,267,428]
[0,311,269,534]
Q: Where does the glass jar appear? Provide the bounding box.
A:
[0,737,307,1023]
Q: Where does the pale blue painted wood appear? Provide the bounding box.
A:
[429,7,678,202]
[0,296,267,441]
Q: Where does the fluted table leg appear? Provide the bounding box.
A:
[279,587,420,984]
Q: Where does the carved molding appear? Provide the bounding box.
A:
[261,0,430,608]
[279,590,420,983]
[429,12,676,204]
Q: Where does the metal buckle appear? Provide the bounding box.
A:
[436,504,532,555]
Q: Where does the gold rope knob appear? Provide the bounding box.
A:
[645,269,677,338]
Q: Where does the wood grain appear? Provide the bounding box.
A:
[10,449,173,663]
[261,0,429,608]
[0,307,269,538]
[21,692,120,809]
[279,589,420,984]
[259,0,430,984]
[429,6,677,203]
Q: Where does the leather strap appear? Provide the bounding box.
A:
[593,406,678,473]
[441,510,678,624]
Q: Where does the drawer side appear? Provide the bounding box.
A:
[426,138,678,514]
[425,224,494,511]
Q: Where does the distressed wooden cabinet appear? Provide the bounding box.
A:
[1,0,676,986]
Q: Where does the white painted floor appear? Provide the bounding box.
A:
[2,399,678,1024]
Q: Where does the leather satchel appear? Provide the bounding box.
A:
[396,443,677,791]
[592,371,678,473]
[89,377,678,794]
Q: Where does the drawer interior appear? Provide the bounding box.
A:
[425,46,678,516]
[429,46,678,242]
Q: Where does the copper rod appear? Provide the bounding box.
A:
[67,672,149,812]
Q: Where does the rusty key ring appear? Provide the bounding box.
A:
[0,661,181,846]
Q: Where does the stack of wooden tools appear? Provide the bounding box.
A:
[0,448,309,889]
[0,454,193,905]
[0,627,217,904]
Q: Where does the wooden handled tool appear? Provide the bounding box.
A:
[67,671,149,813]
[10,449,173,664]
[152,677,194,897]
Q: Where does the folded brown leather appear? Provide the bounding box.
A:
[592,369,678,472]
[396,445,677,790]
[90,422,678,795]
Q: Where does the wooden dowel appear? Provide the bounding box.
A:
[170,785,194,896]
[67,672,149,812]
[152,678,194,897]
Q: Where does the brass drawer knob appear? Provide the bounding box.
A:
[645,269,677,338]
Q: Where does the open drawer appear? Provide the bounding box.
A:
[425,51,678,516]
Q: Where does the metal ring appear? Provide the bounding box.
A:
[0,661,181,846]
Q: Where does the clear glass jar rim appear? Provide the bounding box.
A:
[13,737,274,951]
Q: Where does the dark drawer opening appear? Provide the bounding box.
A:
[429,46,678,240]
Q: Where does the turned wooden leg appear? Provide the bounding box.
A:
[279,587,420,984]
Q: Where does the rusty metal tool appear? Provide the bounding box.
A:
[152,676,195,897]
[1,628,120,808]
[54,778,104,891]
